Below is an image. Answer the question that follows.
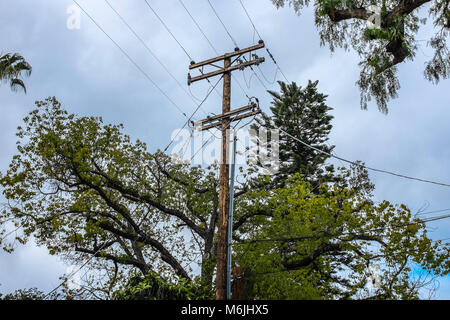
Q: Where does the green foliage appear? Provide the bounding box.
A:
[249,80,374,198]
[0,53,32,93]
[235,175,449,299]
[0,288,45,300]
[271,0,449,113]
[0,287,63,300]
[0,97,218,298]
[251,80,335,189]
[113,271,213,300]
[1,94,448,300]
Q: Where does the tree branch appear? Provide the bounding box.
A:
[327,7,371,22]
[233,209,273,231]
[154,157,210,194]
[89,165,207,238]
[283,242,342,270]
[387,0,432,22]
[75,245,150,275]
[90,218,191,280]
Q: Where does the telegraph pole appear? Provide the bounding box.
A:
[189,41,265,300]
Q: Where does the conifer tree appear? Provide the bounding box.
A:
[251,80,335,189]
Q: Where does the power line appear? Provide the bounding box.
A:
[178,0,218,56]
[242,56,268,90]
[241,232,449,276]
[182,110,254,163]
[206,0,239,48]
[422,214,450,223]
[418,208,450,215]
[0,225,21,242]
[72,0,227,180]
[164,74,224,152]
[188,121,250,164]
[205,0,268,92]
[37,210,450,298]
[238,0,289,83]
[178,0,251,100]
[138,1,238,152]
[179,130,194,160]
[43,241,112,299]
[259,111,450,188]
[189,115,254,164]
[238,0,262,40]
[265,47,289,83]
[190,134,215,162]
[234,214,450,246]
[144,0,224,101]
[104,0,205,114]
[257,64,278,85]
[178,124,222,160]
[71,0,188,119]
[242,67,256,88]
[143,0,193,61]
[75,0,218,157]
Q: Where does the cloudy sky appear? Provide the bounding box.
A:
[0,0,449,298]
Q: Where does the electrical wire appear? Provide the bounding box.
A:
[178,129,194,160]
[178,0,251,100]
[187,108,258,164]
[257,64,278,85]
[258,111,450,188]
[206,0,239,48]
[190,122,247,164]
[188,84,205,103]
[238,0,262,40]
[417,208,450,216]
[242,56,268,90]
[71,0,188,119]
[242,67,255,89]
[178,0,217,56]
[422,214,450,223]
[144,0,224,99]
[143,0,193,61]
[43,241,112,299]
[234,214,450,246]
[205,0,268,92]
[104,0,206,113]
[0,225,21,242]
[238,0,289,83]
[164,74,224,152]
[190,134,214,162]
[74,0,221,157]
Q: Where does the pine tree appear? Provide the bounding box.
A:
[251,80,335,189]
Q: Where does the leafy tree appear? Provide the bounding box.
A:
[0,97,221,298]
[0,53,32,93]
[0,287,61,300]
[0,96,447,300]
[271,0,449,113]
[222,80,446,299]
[113,271,212,300]
[234,174,450,299]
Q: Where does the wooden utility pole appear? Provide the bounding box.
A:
[189,41,265,300]
[232,266,244,300]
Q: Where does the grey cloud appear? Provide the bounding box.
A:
[0,0,448,298]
